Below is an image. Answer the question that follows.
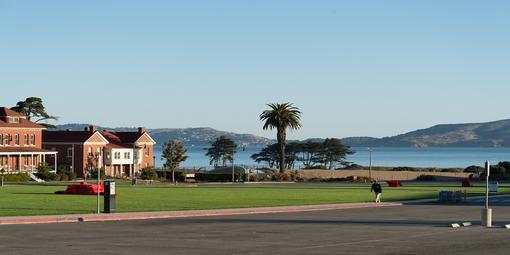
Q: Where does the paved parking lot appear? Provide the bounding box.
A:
[2,200,510,255]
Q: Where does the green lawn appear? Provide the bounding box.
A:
[0,182,507,217]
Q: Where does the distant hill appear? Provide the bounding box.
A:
[55,119,510,148]
[53,124,273,147]
[340,119,510,148]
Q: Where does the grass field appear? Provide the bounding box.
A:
[0,182,507,217]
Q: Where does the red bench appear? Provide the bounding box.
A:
[56,182,104,195]
[386,181,402,187]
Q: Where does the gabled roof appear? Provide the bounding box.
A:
[0,107,24,117]
[43,130,108,144]
[0,107,45,129]
[101,130,156,148]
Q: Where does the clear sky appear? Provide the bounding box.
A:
[1,0,509,140]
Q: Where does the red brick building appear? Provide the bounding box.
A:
[42,126,155,178]
[0,107,57,173]
[42,126,109,178]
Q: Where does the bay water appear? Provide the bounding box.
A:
[153,147,510,169]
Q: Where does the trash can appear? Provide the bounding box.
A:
[104,180,116,213]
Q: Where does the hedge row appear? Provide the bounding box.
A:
[2,173,32,182]
[195,173,245,182]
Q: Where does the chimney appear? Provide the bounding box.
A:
[84,127,89,132]
[85,125,97,132]
[138,127,146,133]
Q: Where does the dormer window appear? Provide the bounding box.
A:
[7,117,20,123]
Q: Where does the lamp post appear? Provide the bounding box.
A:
[96,153,100,214]
[482,161,492,227]
[232,156,235,184]
[368,148,373,181]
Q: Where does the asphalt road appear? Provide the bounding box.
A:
[1,202,510,255]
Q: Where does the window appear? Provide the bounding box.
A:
[31,134,35,145]
[145,146,150,156]
[124,152,130,159]
[88,147,92,157]
[24,134,29,145]
[114,152,121,160]
[5,134,12,146]
[24,156,29,165]
[0,134,3,146]
[14,134,19,145]
[67,147,73,157]
[8,117,19,123]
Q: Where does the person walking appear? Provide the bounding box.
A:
[371,180,382,203]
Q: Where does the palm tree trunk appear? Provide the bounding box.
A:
[277,127,286,174]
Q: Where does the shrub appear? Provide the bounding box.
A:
[195,173,245,182]
[140,167,159,180]
[416,175,437,181]
[391,167,416,172]
[464,165,484,174]
[57,166,76,181]
[158,170,186,181]
[479,165,508,181]
[498,161,510,173]
[35,163,59,181]
[271,171,299,182]
[91,168,106,179]
[1,173,31,182]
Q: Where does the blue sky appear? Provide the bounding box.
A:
[1,1,509,140]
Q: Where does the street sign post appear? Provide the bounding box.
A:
[482,161,492,227]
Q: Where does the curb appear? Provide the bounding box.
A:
[0,202,402,226]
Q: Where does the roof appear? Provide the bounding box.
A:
[0,107,24,117]
[0,108,45,129]
[101,130,155,148]
[42,130,106,143]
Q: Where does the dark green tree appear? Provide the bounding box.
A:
[161,140,188,183]
[205,136,237,168]
[251,144,279,168]
[260,103,302,173]
[317,138,354,169]
[11,97,58,128]
[251,143,299,169]
[295,141,323,168]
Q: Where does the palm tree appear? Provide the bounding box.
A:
[260,103,302,174]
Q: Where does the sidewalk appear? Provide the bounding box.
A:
[0,202,402,226]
